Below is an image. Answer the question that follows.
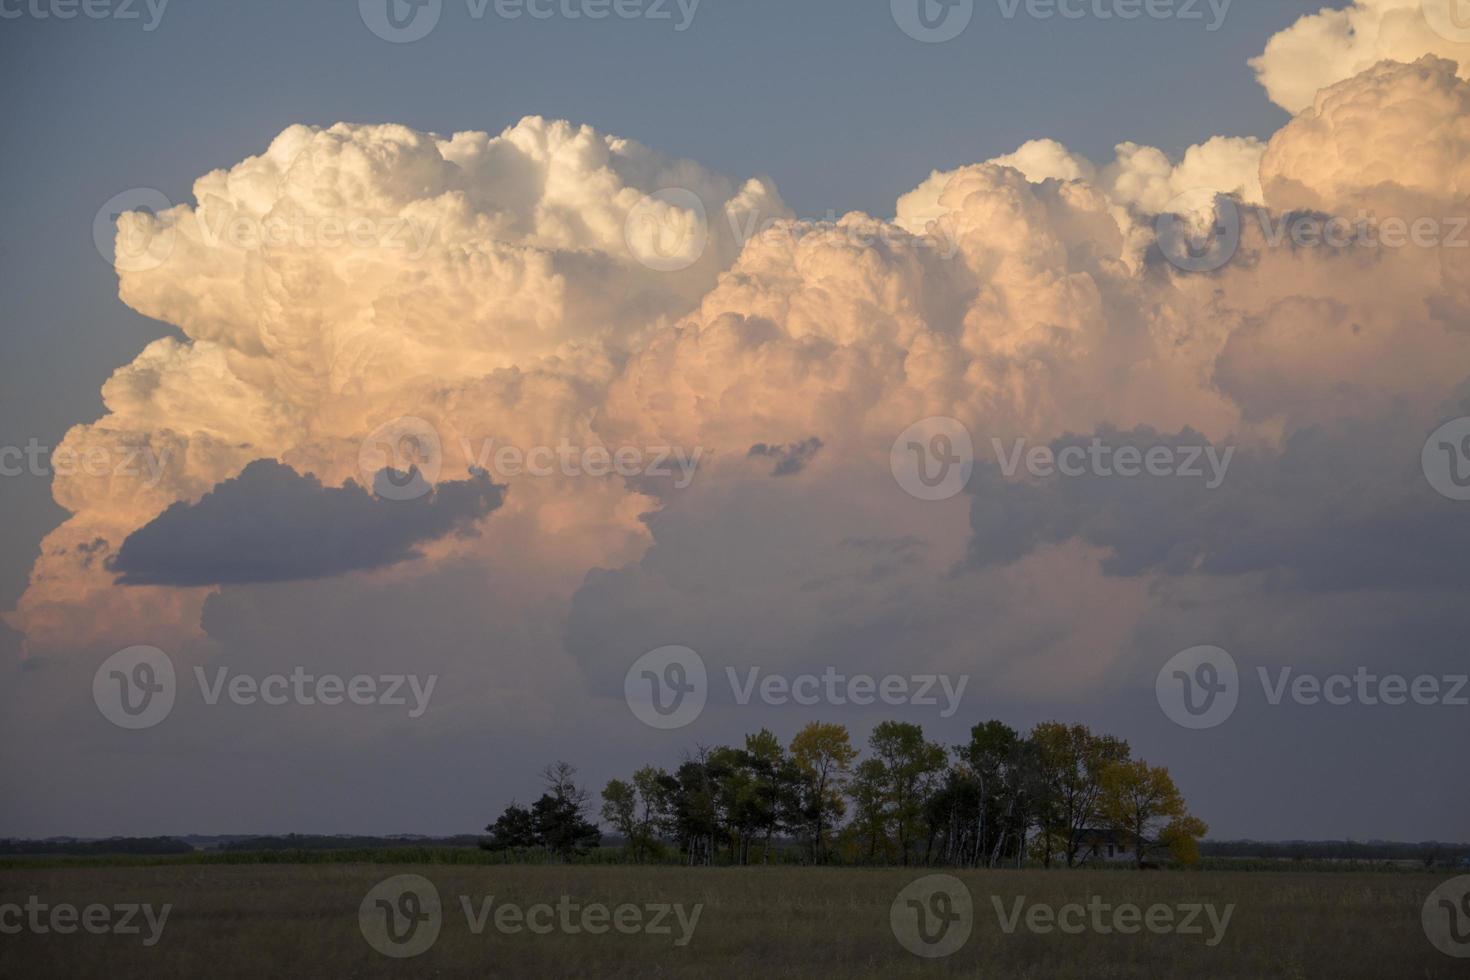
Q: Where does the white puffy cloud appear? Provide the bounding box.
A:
[1251,0,1470,113]
[13,117,790,650]
[896,134,1264,237]
[1260,55,1470,214]
[1100,136,1266,211]
[18,49,1470,655]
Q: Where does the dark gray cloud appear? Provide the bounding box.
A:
[748,437,824,476]
[110,460,505,586]
[963,416,1470,592]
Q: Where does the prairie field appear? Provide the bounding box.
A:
[0,862,1460,979]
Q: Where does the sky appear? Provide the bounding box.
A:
[1,0,1468,843]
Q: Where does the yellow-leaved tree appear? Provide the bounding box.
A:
[1097,759,1207,868]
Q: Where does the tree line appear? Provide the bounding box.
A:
[482,720,1207,870]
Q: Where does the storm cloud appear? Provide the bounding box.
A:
[110,460,505,586]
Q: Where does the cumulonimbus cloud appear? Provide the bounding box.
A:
[110,460,504,586]
[6,12,1469,689]
[1250,0,1470,113]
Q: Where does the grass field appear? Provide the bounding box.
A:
[0,862,1461,978]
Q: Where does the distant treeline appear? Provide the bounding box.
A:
[0,834,482,856]
[5,835,1465,869]
[218,834,482,852]
[1203,839,1470,864]
[0,836,193,856]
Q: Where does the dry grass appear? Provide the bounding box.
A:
[0,863,1460,978]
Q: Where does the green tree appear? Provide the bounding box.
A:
[631,765,672,859]
[530,761,601,859]
[708,745,761,863]
[789,721,858,864]
[600,779,639,862]
[482,801,537,853]
[956,720,1020,867]
[670,748,721,865]
[744,728,799,863]
[1031,722,1130,868]
[847,757,889,862]
[867,721,947,866]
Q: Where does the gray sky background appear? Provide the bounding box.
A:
[3,1,1468,845]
